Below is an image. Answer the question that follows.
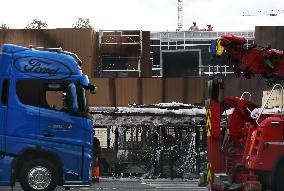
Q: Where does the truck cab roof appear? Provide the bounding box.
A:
[0,44,84,80]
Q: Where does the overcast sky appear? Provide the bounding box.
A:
[1,0,283,31]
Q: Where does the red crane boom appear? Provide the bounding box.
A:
[203,35,284,191]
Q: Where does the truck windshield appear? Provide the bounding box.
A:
[16,80,89,116]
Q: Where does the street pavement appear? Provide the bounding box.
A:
[1,177,208,191]
[141,179,208,190]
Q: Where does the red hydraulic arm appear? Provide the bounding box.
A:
[205,34,284,191]
[216,34,284,80]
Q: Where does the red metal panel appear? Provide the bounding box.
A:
[206,100,225,187]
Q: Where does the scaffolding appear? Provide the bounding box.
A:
[98,30,143,77]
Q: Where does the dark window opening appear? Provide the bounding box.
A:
[162,51,200,77]
[16,80,71,112]
[16,80,88,115]
[16,80,41,107]
[1,79,10,106]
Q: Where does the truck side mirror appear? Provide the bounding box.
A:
[80,75,90,87]
[89,84,97,94]
[79,75,96,94]
[68,83,78,113]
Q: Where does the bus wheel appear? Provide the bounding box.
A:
[20,159,59,191]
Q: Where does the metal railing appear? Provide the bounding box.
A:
[150,30,255,41]
[256,84,284,125]
[199,65,234,76]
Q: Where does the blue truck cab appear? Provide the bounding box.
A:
[0,44,95,191]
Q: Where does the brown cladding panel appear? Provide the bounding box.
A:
[88,78,111,107]
[255,26,284,51]
[7,30,25,46]
[32,30,46,47]
[141,31,152,77]
[142,78,163,104]
[42,29,57,47]
[1,30,24,46]
[0,31,5,47]
[185,77,207,104]
[223,76,268,105]
[93,31,99,73]
[92,30,98,75]
[0,30,45,48]
[164,78,184,103]
[73,29,94,78]
[45,28,96,78]
[115,78,138,106]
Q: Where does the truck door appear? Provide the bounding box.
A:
[39,81,85,180]
[0,79,9,152]
[5,79,40,153]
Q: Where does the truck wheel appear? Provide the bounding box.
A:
[272,158,284,191]
[20,159,59,191]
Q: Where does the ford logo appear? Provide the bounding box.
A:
[13,56,73,79]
